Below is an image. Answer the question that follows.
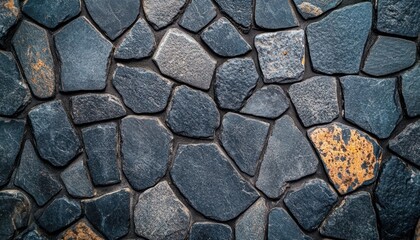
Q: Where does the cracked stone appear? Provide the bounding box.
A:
[0,190,31,240]
[292,0,342,19]
[389,121,420,167]
[36,197,81,233]
[0,0,20,43]
[179,0,216,33]
[402,64,420,117]
[235,198,268,240]
[60,220,104,240]
[214,0,252,28]
[60,156,95,198]
[190,222,233,240]
[255,0,298,29]
[143,0,186,30]
[22,0,80,28]
[268,208,312,240]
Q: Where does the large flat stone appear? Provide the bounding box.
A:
[0,190,31,240]
[179,0,216,33]
[292,0,342,19]
[255,0,298,29]
[22,0,80,28]
[190,222,233,240]
[235,198,268,240]
[36,197,81,233]
[214,0,252,28]
[0,0,20,43]
[143,0,186,30]
[402,64,420,117]
[268,208,311,240]
[60,156,95,198]
[389,121,420,166]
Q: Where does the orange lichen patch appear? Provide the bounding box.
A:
[308,123,382,194]
[4,0,19,16]
[301,56,305,66]
[28,49,55,96]
[61,221,104,240]
[298,2,323,16]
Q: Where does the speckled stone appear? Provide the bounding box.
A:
[190,222,233,240]
[143,0,186,30]
[214,0,252,28]
[0,0,20,43]
[60,220,104,240]
[22,0,80,28]
[268,208,311,240]
[36,197,81,233]
[60,156,95,198]
[179,0,216,33]
[235,198,268,240]
[255,0,298,29]
[389,121,420,166]
[0,190,31,240]
[292,0,342,19]
[402,64,420,117]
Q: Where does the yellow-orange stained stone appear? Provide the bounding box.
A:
[308,123,382,194]
[61,221,104,240]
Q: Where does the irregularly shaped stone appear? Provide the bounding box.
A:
[255,29,305,83]
[60,220,104,240]
[307,2,372,74]
[255,0,298,29]
[121,116,173,191]
[70,94,126,124]
[389,121,420,166]
[320,192,379,240]
[235,198,268,240]
[268,208,311,240]
[60,156,95,198]
[29,100,80,167]
[241,85,289,119]
[341,76,402,139]
[143,0,186,30]
[201,18,251,57]
[15,226,47,240]
[82,123,120,186]
[220,113,269,176]
[36,197,81,233]
[0,0,20,42]
[12,20,56,99]
[284,179,338,231]
[289,76,339,127]
[179,0,216,33]
[292,0,342,19]
[113,65,173,114]
[166,86,220,138]
[153,28,216,90]
[214,0,252,28]
[22,0,80,28]
[134,181,191,240]
[256,115,318,198]
[55,17,112,92]
[171,143,259,221]
[0,190,31,240]
[402,64,420,117]
[190,222,233,240]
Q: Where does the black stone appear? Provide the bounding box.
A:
[0,190,31,240]
[0,0,20,43]
[189,222,233,240]
[36,197,81,233]
[179,0,217,33]
[214,0,252,28]
[60,156,95,198]
[15,226,47,240]
[389,121,420,167]
[268,208,311,240]
[255,0,298,29]
[402,64,420,117]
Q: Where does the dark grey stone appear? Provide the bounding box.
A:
[15,226,47,240]
[143,0,186,30]
[0,190,31,240]
[307,2,372,74]
[214,0,252,28]
[179,0,216,33]
[36,197,81,233]
[235,198,268,240]
[22,0,80,28]
[268,208,311,240]
[0,0,20,43]
[190,222,233,240]
[171,143,259,221]
[60,156,95,198]
[255,0,298,29]
[389,121,420,167]
[402,64,420,117]
[292,0,342,19]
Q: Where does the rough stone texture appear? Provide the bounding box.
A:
[36,197,81,233]
[0,190,30,240]
[143,0,186,30]
[134,181,191,240]
[179,0,216,33]
[402,64,420,117]
[60,156,95,198]
[256,115,318,198]
[153,28,216,90]
[22,0,80,28]
[171,143,259,221]
[341,76,402,139]
[389,121,420,166]
[307,2,372,74]
[190,222,233,240]
[60,220,104,240]
[268,208,311,240]
[235,198,268,240]
[15,226,47,240]
[113,65,173,114]
[255,30,305,83]
[292,0,342,19]
[255,0,298,29]
[0,0,20,43]
[54,17,112,92]
[214,0,252,28]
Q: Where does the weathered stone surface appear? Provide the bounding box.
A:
[60,156,95,198]
[289,76,339,127]
[268,208,311,240]
[416,220,420,240]
[255,0,298,29]
[113,65,173,114]
[220,113,269,176]
[15,226,47,240]
[60,220,104,240]
[320,192,379,240]
[341,76,402,139]
[235,198,268,240]
[166,86,220,138]
[0,190,31,240]
[214,0,252,28]
[0,0,20,42]
[12,20,56,99]
[402,64,420,117]
[36,197,81,233]
[307,2,372,74]
[143,0,186,30]
[121,116,173,191]
[29,100,81,167]
[292,0,342,19]
[55,17,112,92]
[255,30,305,83]
[153,28,216,90]
[179,0,216,33]
[171,143,259,221]
[134,181,191,240]
[256,115,318,198]
[241,85,289,119]
[284,179,338,231]
[190,222,233,240]
[389,121,420,166]
[22,0,80,28]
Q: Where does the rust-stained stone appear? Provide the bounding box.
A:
[308,123,382,194]
[61,221,104,240]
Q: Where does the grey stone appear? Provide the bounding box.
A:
[60,156,95,198]
[171,143,259,221]
[153,28,216,90]
[22,0,80,28]
[256,115,318,198]
[220,113,269,176]
[36,197,81,233]
[15,226,47,240]
[235,198,268,240]
[0,0,20,42]
[143,0,186,30]
[54,17,112,92]
[402,64,420,117]
[307,2,372,74]
[179,0,216,33]
[255,0,298,29]
[190,222,233,240]
[214,0,252,28]
[134,181,191,240]
[113,65,173,114]
[268,208,311,240]
[255,29,305,83]
[292,0,342,19]
[289,76,339,127]
[0,190,31,240]
[389,121,420,166]
[166,86,220,138]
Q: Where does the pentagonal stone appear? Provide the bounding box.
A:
[268,208,311,240]
[255,29,305,83]
[292,0,342,19]
[255,0,298,29]
[307,2,372,74]
[166,86,220,138]
[341,76,402,139]
[29,100,81,167]
[113,65,173,114]
[241,85,289,119]
[12,20,56,99]
[22,0,80,28]
[201,18,251,57]
[179,0,216,33]
[59,220,104,240]
[121,116,173,191]
[134,181,191,240]
[214,0,252,28]
[256,115,318,198]
[153,28,216,90]
[0,0,20,42]
[320,192,379,240]
[389,121,420,166]
[171,143,259,221]
[55,17,112,92]
[402,64,420,117]
[190,222,233,240]
[60,156,95,198]
[143,0,186,30]
[0,190,31,240]
[289,76,339,127]
[15,226,47,240]
[220,113,269,176]
[235,198,268,240]
[36,197,81,233]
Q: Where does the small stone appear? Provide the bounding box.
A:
[241,85,289,119]
[284,179,338,231]
[201,18,251,57]
[402,64,420,117]
[15,226,47,240]
[179,0,216,33]
[0,190,31,240]
[256,115,318,198]
[171,143,259,221]
[190,222,233,240]
[289,76,339,127]
[54,17,112,92]
[255,0,298,29]
[268,208,311,240]
[12,20,56,99]
[166,86,220,138]
[389,121,420,166]
[22,0,80,28]
[341,75,402,139]
[235,198,268,240]
[0,0,20,42]
[320,192,379,240]
[60,156,95,198]
[255,29,305,83]
[307,2,372,74]
[60,220,104,240]
[214,0,252,28]
[143,0,186,30]
[292,0,342,19]
[36,197,81,233]
[220,113,269,176]
[112,64,173,114]
[29,100,81,167]
[134,181,191,240]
